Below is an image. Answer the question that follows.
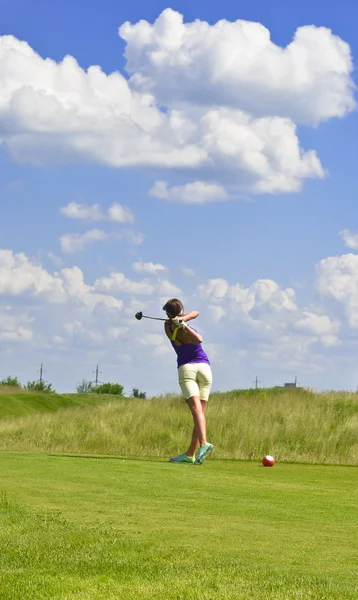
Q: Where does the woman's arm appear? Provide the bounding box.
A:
[184,325,203,344]
[164,319,203,344]
[172,321,203,344]
[181,310,199,322]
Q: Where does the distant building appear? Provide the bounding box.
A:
[282,377,302,389]
[278,378,315,392]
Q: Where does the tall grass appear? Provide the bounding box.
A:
[0,389,357,464]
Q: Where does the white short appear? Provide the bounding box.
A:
[178,363,213,401]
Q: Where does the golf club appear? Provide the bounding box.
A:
[135,311,167,322]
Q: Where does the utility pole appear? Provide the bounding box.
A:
[253,376,260,389]
[93,365,102,386]
[38,363,44,382]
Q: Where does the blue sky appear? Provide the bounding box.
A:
[1,0,358,394]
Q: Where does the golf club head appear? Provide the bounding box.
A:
[135,311,143,321]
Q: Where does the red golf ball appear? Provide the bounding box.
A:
[262,455,275,467]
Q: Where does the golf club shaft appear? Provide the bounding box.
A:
[142,314,167,321]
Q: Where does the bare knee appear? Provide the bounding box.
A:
[186,395,201,408]
[186,396,204,418]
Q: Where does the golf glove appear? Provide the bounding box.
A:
[173,319,187,329]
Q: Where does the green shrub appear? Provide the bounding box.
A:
[76,379,94,394]
[25,381,55,393]
[94,382,124,395]
[0,376,22,388]
[132,388,146,399]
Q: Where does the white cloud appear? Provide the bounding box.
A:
[0,35,202,169]
[181,266,196,277]
[95,273,154,295]
[61,202,134,223]
[60,227,143,254]
[150,180,228,204]
[198,110,325,193]
[0,249,123,311]
[339,229,358,250]
[198,278,230,300]
[60,203,105,221]
[0,327,33,342]
[122,297,156,320]
[226,284,256,313]
[108,326,130,339]
[0,28,330,195]
[0,245,356,394]
[316,253,358,328]
[63,321,104,345]
[250,280,296,311]
[321,335,340,347]
[140,333,171,356]
[199,277,296,313]
[295,311,339,335]
[257,333,318,366]
[60,267,123,311]
[208,305,226,322]
[140,333,164,346]
[133,261,167,274]
[114,230,144,246]
[60,229,109,254]
[198,277,297,325]
[0,249,181,393]
[156,279,181,296]
[0,249,66,301]
[108,203,134,223]
[95,271,181,298]
[0,310,33,342]
[46,252,64,268]
[121,8,355,125]
[189,271,348,390]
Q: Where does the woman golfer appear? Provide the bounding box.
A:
[163,298,213,464]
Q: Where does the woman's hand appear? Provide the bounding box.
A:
[172,319,187,330]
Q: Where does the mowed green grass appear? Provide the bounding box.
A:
[0,389,117,419]
[0,452,357,600]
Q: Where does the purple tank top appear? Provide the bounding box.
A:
[170,326,210,369]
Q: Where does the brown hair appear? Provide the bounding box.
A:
[163,298,184,318]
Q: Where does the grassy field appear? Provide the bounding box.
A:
[0,452,357,599]
[0,388,120,419]
[0,390,357,598]
[0,388,357,464]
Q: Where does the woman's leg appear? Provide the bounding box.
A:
[187,363,213,456]
[172,364,212,461]
[186,400,207,457]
